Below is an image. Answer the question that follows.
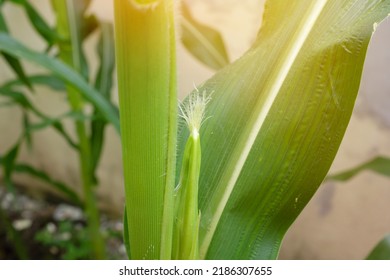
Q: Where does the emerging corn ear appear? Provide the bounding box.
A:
[173,90,210,259]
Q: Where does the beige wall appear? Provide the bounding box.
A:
[0,0,389,259]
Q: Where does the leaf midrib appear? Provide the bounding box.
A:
[199,0,329,259]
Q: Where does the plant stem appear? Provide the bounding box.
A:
[0,202,29,259]
[52,0,105,259]
[114,0,177,259]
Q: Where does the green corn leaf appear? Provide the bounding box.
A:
[54,0,99,41]
[51,0,90,80]
[0,205,29,259]
[1,143,20,191]
[0,87,78,149]
[181,2,229,70]
[114,0,177,259]
[22,112,32,150]
[1,53,33,90]
[175,0,390,259]
[0,86,51,120]
[366,234,390,260]
[81,14,99,41]
[23,113,82,150]
[0,146,81,204]
[90,22,116,185]
[0,10,32,89]
[328,156,390,181]
[94,23,115,101]
[3,74,66,91]
[0,32,120,131]
[0,87,36,111]
[38,121,78,150]
[8,0,59,47]
[13,163,82,205]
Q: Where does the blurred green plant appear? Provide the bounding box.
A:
[0,0,117,259]
[328,156,390,181]
[35,221,91,260]
[180,1,229,70]
[114,0,390,260]
[366,234,390,260]
[327,156,390,260]
[327,152,390,259]
[0,198,28,259]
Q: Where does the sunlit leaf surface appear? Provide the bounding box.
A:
[175,0,390,259]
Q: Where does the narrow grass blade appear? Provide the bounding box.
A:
[90,22,115,184]
[1,53,33,90]
[94,23,115,100]
[328,156,390,181]
[1,143,19,191]
[22,112,32,150]
[3,74,66,91]
[0,11,32,89]
[114,0,177,259]
[0,87,36,112]
[175,0,390,259]
[13,163,82,205]
[0,206,29,259]
[0,154,81,204]
[181,2,229,70]
[24,115,79,150]
[9,0,59,47]
[0,32,120,131]
[0,87,78,149]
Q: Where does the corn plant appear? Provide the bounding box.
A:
[114,0,390,260]
[0,0,230,260]
[0,0,118,259]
